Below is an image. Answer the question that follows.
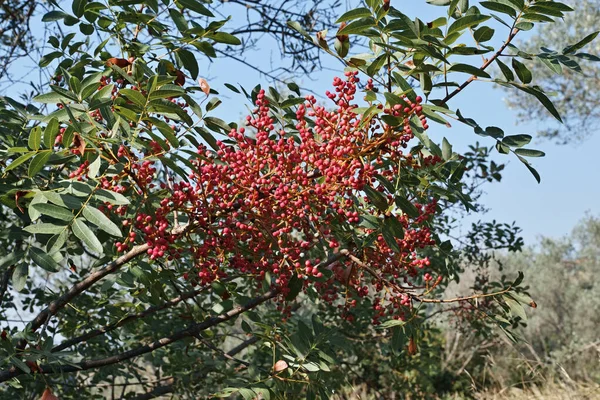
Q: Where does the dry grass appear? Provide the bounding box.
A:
[332,381,600,400]
[476,382,600,400]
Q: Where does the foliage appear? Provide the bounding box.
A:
[0,0,596,398]
[482,213,600,385]
[501,0,600,144]
[325,214,600,399]
[0,0,343,90]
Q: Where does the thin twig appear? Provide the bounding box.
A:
[440,28,519,105]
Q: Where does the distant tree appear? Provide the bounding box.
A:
[0,0,38,82]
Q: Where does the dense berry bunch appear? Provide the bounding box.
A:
[72,71,442,321]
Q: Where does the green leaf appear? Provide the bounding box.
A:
[286,21,310,38]
[238,389,257,400]
[363,185,388,212]
[515,22,534,32]
[428,16,448,28]
[148,117,180,148]
[29,247,61,272]
[178,0,214,17]
[392,73,417,102]
[473,26,494,42]
[148,89,185,100]
[477,126,504,139]
[88,155,101,179]
[280,97,305,108]
[442,137,452,160]
[367,53,388,77]
[303,362,320,372]
[378,319,406,329]
[23,223,66,235]
[510,84,562,122]
[479,2,517,17]
[496,59,514,81]
[504,295,527,321]
[285,275,303,301]
[563,31,599,54]
[42,11,70,22]
[495,140,509,154]
[0,252,22,269]
[28,151,52,177]
[426,0,451,5]
[206,97,222,112]
[502,134,531,148]
[512,59,532,84]
[28,192,47,221]
[43,192,84,209]
[382,222,401,253]
[28,126,42,150]
[447,15,491,37]
[12,264,28,292]
[514,148,545,157]
[82,206,122,237]
[204,116,232,133]
[72,218,103,253]
[119,89,147,108]
[32,203,74,221]
[448,63,491,78]
[208,32,242,46]
[169,8,188,33]
[5,152,36,172]
[44,118,59,148]
[336,7,372,23]
[33,91,73,104]
[72,0,85,17]
[516,156,541,183]
[395,196,420,218]
[178,49,199,80]
[94,189,131,205]
[11,358,32,374]
[47,230,68,254]
[384,216,404,239]
[194,127,219,151]
[337,17,377,35]
[39,51,63,68]
[80,22,94,35]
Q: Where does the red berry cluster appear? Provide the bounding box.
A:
[90,72,442,321]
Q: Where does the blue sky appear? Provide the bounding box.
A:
[11,0,599,246]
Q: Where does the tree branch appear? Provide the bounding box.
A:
[18,224,190,350]
[0,289,278,382]
[129,378,175,400]
[127,337,260,400]
[0,264,15,309]
[51,278,226,352]
[440,28,518,105]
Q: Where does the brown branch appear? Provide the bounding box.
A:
[18,224,190,350]
[228,336,259,356]
[51,278,226,352]
[341,249,514,304]
[129,378,175,400]
[0,289,278,382]
[0,264,15,309]
[413,286,513,304]
[440,28,518,105]
[127,337,260,400]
